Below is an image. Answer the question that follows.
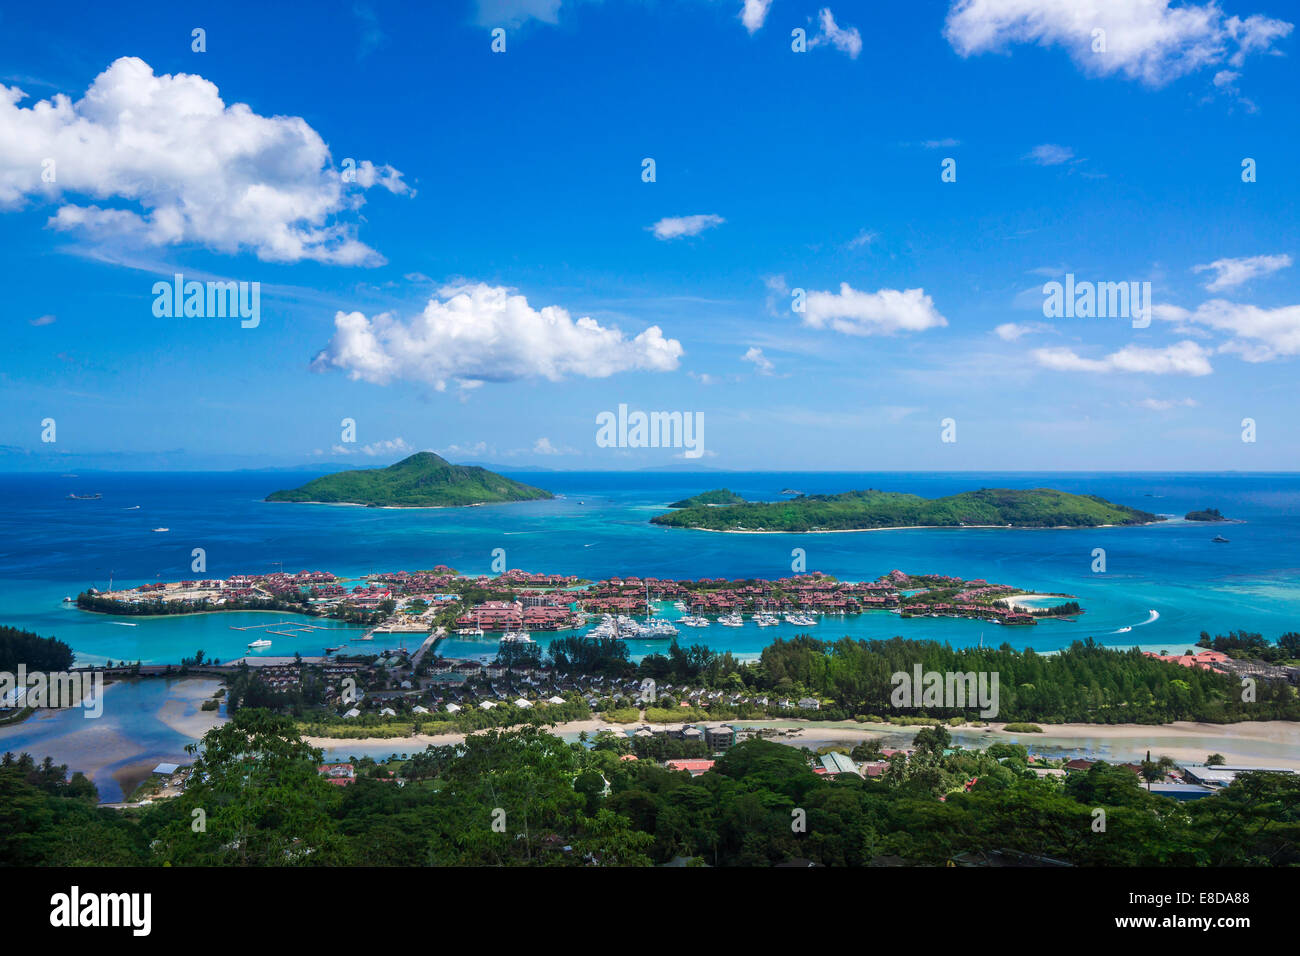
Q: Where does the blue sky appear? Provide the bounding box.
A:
[3,0,1298,471]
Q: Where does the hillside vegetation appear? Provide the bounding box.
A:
[651,487,1162,532]
[667,488,748,508]
[266,452,553,508]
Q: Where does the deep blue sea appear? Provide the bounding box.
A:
[2,470,1298,666]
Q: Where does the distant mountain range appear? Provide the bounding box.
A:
[651,488,1163,532]
[265,452,554,507]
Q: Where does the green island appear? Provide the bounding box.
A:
[265,452,553,508]
[667,488,748,508]
[651,487,1162,533]
[1185,507,1228,521]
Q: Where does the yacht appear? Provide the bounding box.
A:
[718,612,744,627]
[640,618,679,639]
[586,615,621,640]
[247,639,272,649]
[456,625,485,636]
[501,631,534,644]
[679,615,711,627]
[1212,535,1230,543]
[152,527,169,533]
[755,613,780,627]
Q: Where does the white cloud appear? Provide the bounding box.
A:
[1192,253,1291,291]
[1025,143,1075,165]
[846,229,878,249]
[439,441,489,460]
[1156,298,1300,361]
[922,138,961,148]
[802,283,948,336]
[740,0,774,33]
[649,214,725,240]
[742,346,775,374]
[533,437,568,455]
[0,58,408,265]
[1137,397,1197,410]
[944,0,1293,87]
[994,321,1051,340]
[1031,340,1213,375]
[809,8,863,58]
[474,0,563,26]
[29,314,56,326]
[330,437,413,457]
[312,282,684,388]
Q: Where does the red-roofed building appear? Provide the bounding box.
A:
[666,758,715,777]
[318,763,356,786]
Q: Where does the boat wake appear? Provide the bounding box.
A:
[1113,609,1159,634]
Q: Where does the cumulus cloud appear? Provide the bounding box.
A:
[994,321,1051,340]
[742,346,775,374]
[1137,397,1198,410]
[1031,340,1213,375]
[802,283,948,336]
[0,57,409,265]
[944,0,1293,87]
[809,8,863,58]
[1025,143,1075,165]
[329,437,413,457]
[311,282,684,389]
[533,437,576,456]
[1192,253,1292,291]
[649,214,725,240]
[1156,299,1300,361]
[740,0,774,33]
[439,441,490,459]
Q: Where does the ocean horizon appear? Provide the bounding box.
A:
[4,469,1297,667]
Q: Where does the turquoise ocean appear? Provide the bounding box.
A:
[3,470,1298,799]
[2,470,1297,665]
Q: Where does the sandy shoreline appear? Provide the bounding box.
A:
[995,592,1061,605]
[306,717,1300,768]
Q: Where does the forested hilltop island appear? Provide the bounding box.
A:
[667,488,748,508]
[652,488,1162,533]
[266,452,553,508]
